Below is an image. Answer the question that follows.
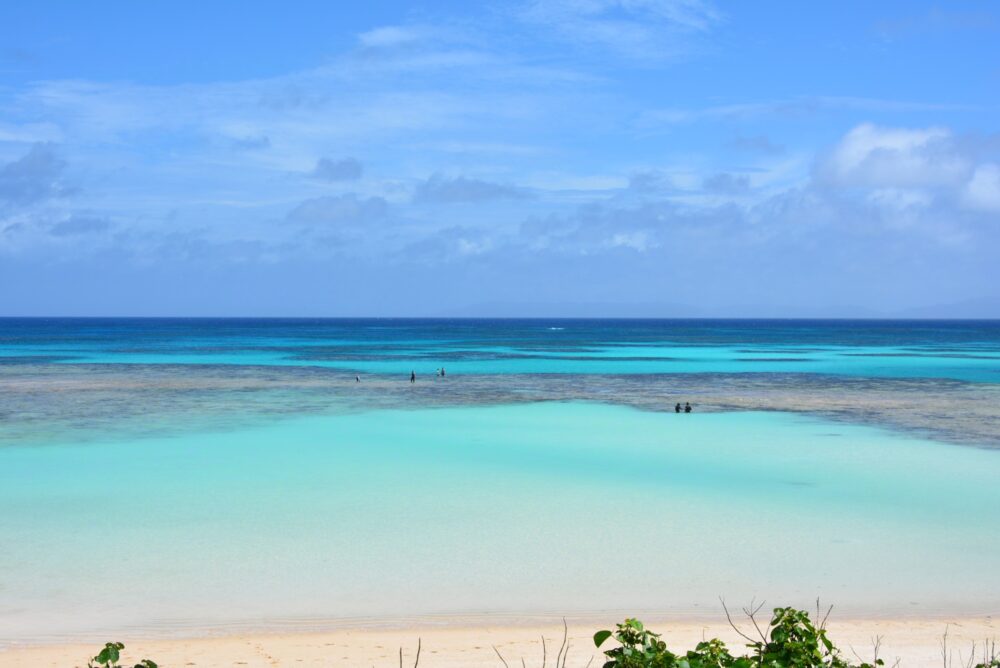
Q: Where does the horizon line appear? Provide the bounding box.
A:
[2,315,1000,322]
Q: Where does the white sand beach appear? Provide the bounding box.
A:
[2,614,996,668]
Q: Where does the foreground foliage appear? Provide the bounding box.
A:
[594,606,1000,668]
[87,642,157,668]
[595,607,874,668]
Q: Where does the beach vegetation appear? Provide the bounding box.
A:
[593,604,999,668]
[87,641,157,668]
[594,603,870,668]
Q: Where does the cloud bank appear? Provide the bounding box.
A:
[1,1,998,315]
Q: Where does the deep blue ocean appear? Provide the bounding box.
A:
[3,317,1000,381]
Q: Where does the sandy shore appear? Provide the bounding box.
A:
[2,615,996,668]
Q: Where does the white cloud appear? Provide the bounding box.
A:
[962,163,1000,213]
[830,124,944,171]
[820,123,970,188]
[358,26,424,48]
[807,124,1000,225]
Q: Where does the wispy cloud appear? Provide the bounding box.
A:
[875,8,999,40]
[628,170,682,194]
[286,194,388,226]
[639,96,981,128]
[728,135,785,155]
[0,121,62,143]
[963,164,1000,212]
[413,174,531,203]
[518,0,722,60]
[310,157,363,182]
[230,135,271,151]
[817,123,967,189]
[49,213,111,237]
[702,172,749,195]
[0,143,74,207]
[358,25,427,49]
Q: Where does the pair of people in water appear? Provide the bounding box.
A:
[409,368,445,383]
[675,402,692,413]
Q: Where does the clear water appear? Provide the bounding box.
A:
[1,319,999,644]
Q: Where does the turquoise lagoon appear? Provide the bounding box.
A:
[1,319,1000,644]
[2,404,1000,644]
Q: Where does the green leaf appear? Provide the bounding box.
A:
[594,630,613,647]
[93,642,125,668]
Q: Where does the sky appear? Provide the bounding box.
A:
[1,0,999,317]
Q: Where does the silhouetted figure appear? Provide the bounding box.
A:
[684,402,692,413]
[410,370,416,383]
[355,375,360,383]
[675,402,682,413]
[441,367,445,377]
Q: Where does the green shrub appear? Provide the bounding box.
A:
[594,607,872,668]
[595,606,998,668]
[87,641,157,668]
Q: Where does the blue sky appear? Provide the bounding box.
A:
[1,1,999,316]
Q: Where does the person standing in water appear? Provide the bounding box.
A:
[410,370,416,383]
[675,402,682,413]
[684,402,692,413]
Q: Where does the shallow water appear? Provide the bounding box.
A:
[1,404,999,644]
[1,319,999,644]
